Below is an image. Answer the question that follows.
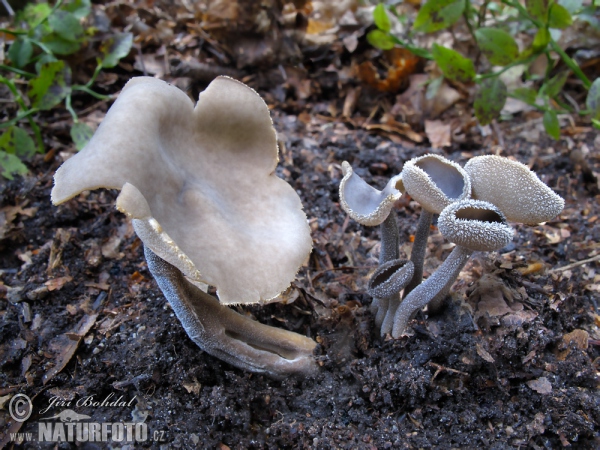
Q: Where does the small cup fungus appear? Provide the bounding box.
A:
[52,76,317,378]
[338,153,564,339]
[391,200,513,337]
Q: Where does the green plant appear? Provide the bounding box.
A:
[368,1,600,138]
[0,0,132,179]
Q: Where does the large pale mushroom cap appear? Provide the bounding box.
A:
[339,161,402,226]
[438,200,514,252]
[401,154,471,215]
[464,155,564,224]
[52,76,312,305]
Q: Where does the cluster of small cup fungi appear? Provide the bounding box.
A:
[339,154,565,338]
[51,76,564,378]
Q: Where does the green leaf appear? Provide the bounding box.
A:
[373,4,391,32]
[525,0,550,24]
[431,44,475,83]
[8,38,33,68]
[70,122,94,150]
[549,4,573,28]
[413,0,466,33]
[511,87,538,104]
[0,126,36,158]
[48,10,84,42]
[543,110,560,139]
[22,2,52,28]
[586,78,600,120]
[474,78,507,125]
[100,32,133,68]
[41,34,82,55]
[63,0,92,19]
[29,61,72,110]
[367,29,395,50]
[545,71,569,98]
[474,27,519,66]
[0,151,29,180]
[558,0,582,14]
[532,27,550,51]
[34,53,59,73]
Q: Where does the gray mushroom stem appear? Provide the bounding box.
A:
[379,213,400,263]
[144,246,317,379]
[403,209,434,297]
[391,245,472,338]
[372,213,401,328]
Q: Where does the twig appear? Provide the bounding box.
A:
[550,254,600,273]
[1,0,14,16]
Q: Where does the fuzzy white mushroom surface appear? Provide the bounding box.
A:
[52,76,312,305]
[464,155,564,224]
[438,200,514,252]
[339,161,403,226]
[401,154,471,215]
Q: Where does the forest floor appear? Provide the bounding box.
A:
[1,96,599,448]
[1,1,600,447]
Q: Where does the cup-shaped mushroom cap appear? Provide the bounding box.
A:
[367,259,414,299]
[464,155,564,224]
[438,200,513,252]
[51,76,312,305]
[401,154,471,215]
[339,161,402,226]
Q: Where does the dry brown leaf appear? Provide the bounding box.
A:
[43,314,98,385]
[356,48,420,93]
[475,343,495,363]
[424,120,451,148]
[45,276,73,291]
[527,377,552,395]
[556,329,589,360]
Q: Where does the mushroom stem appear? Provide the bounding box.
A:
[144,246,317,379]
[392,245,473,338]
[372,213,400,329]
[379,213,400,264]
[403,209,434,297]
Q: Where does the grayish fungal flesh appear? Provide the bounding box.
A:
[464,155,564,225]
[401,154,471,297]
[339,161,402,226]
[51,76,317,378]
[52,76,312,306]
[392,200,513,337]
[145,247,317,379]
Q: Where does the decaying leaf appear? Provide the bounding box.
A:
[43,314,98,385]
[527,377,552,395]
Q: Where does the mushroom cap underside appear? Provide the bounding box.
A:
[438,200,513,252]
[339,161,402,226]
[52,76,312,305]
[401,154,471,215]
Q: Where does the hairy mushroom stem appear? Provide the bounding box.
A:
[337,162,403,330]
[145,247,317,379]
[400,155,471,298]
[403,209,434,297]
[391,245,473,337]
[392,200,513,338]
[372,213,401,328]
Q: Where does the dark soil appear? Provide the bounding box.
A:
[1,92,599,449]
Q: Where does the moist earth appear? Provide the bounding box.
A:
[1,99,599,449]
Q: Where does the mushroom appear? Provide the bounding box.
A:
[51,76,317,378]
[464,155,564,224]
[392,200,514,338]
[399,154,471,299]
[338,162,408,329]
